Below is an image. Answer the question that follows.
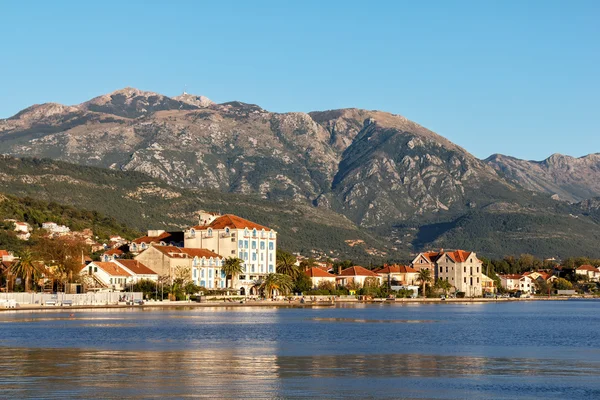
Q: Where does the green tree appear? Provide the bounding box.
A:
[293,272,312,294]
[417,268,432,298]
[10,250,40,292]
[222,257,244,289]
[317,280,335,292]
[276,250,300,279]
[435,278,453,296]
[132,279,158,299]
[554,278,573,290]
[262,273,294,298]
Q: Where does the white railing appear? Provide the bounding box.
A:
[0,292,143,306]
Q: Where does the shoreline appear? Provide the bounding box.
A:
[0,296,588,313]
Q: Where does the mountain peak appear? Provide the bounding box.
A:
[172,92,214,108]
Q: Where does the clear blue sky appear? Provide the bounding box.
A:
[1,0,598,160]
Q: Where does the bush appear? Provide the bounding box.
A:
[456,292,466,298]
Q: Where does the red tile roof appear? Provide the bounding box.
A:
[192,214,271,231]
[338,266,379,277]
[104,249,124,256]
[446,250,472,263]
[0,250,10,257]
[132,232,183,245]
[117,260,157,275]
[92,262,131,277]
[150,245,222,259]
[577,264,600,272]
[499,274,523,280]
[305,267,336,278]
[374,265,418,274]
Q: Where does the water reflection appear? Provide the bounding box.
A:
[1,347,599,399]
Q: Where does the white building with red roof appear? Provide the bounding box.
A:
[184,212,277,294]
[336,266,382,288]
[305,267,337,289]
[575,265,600,282]
[82,259,159,291]
[373,264,419,286]
[413,250,484,296]
[134,244,226,289]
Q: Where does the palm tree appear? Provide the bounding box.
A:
[276,250,300,279]
[251,278,264,297]
[417,268,432,298]
[436,278,453,296]
[10,250,39,292]
[262,273,294,298]
[222,257,244,290]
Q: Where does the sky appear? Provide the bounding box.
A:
[0,0,598,160]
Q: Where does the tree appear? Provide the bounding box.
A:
[10,250,40,292]
[554,278,573,291]
[132,279,158,299]
[417,268,432,298]
[262,273,293,298]
[293,272,312,294]
[435,278,453,296]
[317,280,335,292]
[222,257,244,289]
[34,236,88,290]
[276,250,300,279]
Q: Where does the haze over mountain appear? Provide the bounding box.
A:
[1,88,599,259]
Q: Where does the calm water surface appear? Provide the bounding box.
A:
[0,301,599,399]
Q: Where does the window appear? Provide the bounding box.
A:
[239,251,243,259]
[209,270,213,278]
[200,280,206,287]
[464,266,466,273]
[252,229,257,237]
[244,240,249,249]
[269,253,273,261]
[251,265,255,273]
[252,253,257,261]
[193,269,197,278]
[231,238,235,242]
[260,241,265,250]
[477,277,480,283]
[190,229,196,237]
[141,243,146,249]
[225,227,230,234]
[445,266,448,273]
[252,241,256,250]
[110,278,113,284]
[261,254,264,261]
[207,228,213,237]
[201,269,205,278]
[446,277,448,281]
[238,240,243,248]
[244,228,249,237]
[269,242,274,250]
[477,267,479,273]
[464,277,466,283]
[269,231,274,239]
[440,267,443,273]
[201,258,205,266]
[94,267,97,273]
[231,250,235,254]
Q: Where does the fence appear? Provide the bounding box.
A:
[0,292,143,306]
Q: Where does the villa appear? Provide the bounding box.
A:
[336,266,382,288]
[305,267,337,289]
[82,259,158,291]
[575,265,600,282]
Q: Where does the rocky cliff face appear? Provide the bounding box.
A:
[0,87,580,230]
[485,153,600,202]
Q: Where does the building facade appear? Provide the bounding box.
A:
[184,213,277,294]
[413,250,484,296]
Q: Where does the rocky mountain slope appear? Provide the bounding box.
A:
[1,88,600,259]
[485,153,600,202]
[0,87,520,228]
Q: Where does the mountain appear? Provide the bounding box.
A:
[1,88,600,259]
[485,153,600,202]
[0,156,395,262]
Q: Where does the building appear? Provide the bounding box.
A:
[82,259,158,291]
[336,266,381,288]
[373,264,419,286]
[129,230,184,253]
[481,274,497,294]
[184,213,277,292]
[42,222,70,235]
[575,265,600,282]
[102,248,124,261]
[0,250,16,262]
[134,245,226,289]
[412,250,484,296]
[305,267,337,289]
[499,274,522,291]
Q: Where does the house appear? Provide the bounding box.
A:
[481,274,497,294]
[134,245,227,290]
[184,213,277,289]
[81,259,158,291]
[305,267,337,289]
[336,266,382,288]
[575,265,600,282]
[413,250,484,296]
[13,221,31,240]
[102,248,125,261]
[129,230,184,253]
[82,261,133,291]
[42,222,70,235]
[373,264,419,286]
[499,274,523,291]
[518,275,536,294]
[0,250,16,262]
